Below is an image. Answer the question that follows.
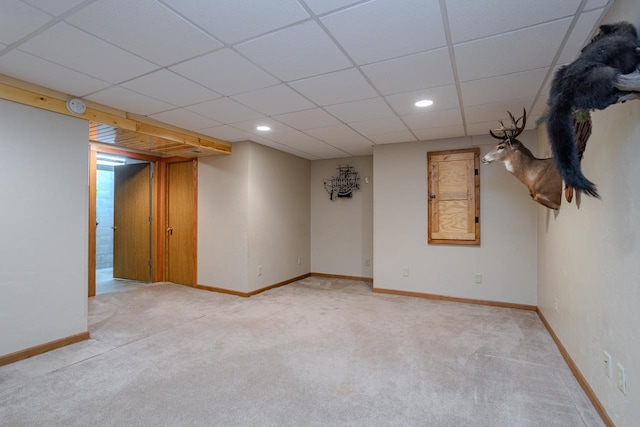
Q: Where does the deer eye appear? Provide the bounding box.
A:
[497,145,505,150]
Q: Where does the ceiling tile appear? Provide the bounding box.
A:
[230,84,315,116]
[161,0,309,44]
[466,117,537,136]
[465,121,499,137]
[148,108,222,131]
[0,49,110,96]
[305,124,371,145]
[557,9,603,64]
[260,130,351,159]
[349,117,408,136]
[122,70,221,107]
[341,144,374,156]
[362,48,454,96]
[585,0,609,10]
[251,138,322,160]
[460,68,548,107]
[0,0,52,45]
[295,143,349,159]
[288,68,377,106]
[385,85,460,115]
[467,113,538,136]
[186,97,264,124]
[198,125,255,142]
[321,0,445,65]
[230,117,297,136]
[303,0,363,15]
[414,125,465,141]
[264,130,324,145]
[19,22,157,83]
[329,140,373,152]
[170,48,279,96]
[66,0,222,66]
[272,108,342,130]
[402,108,463,131]
[236,21,351,81]
[85,86,174,115]
[455,19,571,82]
[0,0,610,161]
[22,0,85,16]
[324,97,395,123]
[446,0,582,43]
[367,130,417,144]
[464,99,534,124]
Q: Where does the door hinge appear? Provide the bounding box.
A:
[148,216,152,223]
[474,168,478,176]
[475,216,479,223]
[148,259,152,267]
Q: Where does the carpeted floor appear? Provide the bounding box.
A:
[0,277,603,426]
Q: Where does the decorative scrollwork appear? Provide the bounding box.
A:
[324,165,360,201]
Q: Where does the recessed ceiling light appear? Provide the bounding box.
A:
[256,125,271,131]
[415,99,434,107]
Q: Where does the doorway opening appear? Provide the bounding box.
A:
[95,152,152,295]
[88,145,198,297]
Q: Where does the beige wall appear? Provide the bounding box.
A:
[0,99,88,357]
[373,133,539,305]
[537,18,640,424]
[198,141,250,293]
[198,141,310,293]
[310,156,373,278]
[248,143,310,291]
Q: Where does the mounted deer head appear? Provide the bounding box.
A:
[482,109,563,210]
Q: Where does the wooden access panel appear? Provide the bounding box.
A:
[166,160,197,286]
[427,148,480,245]
[113,163,152,281]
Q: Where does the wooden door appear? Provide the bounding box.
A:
[166,161,196,286]
[113,163,152,281]
[427,148,480,245]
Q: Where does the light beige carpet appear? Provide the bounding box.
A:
[0,277,602,426]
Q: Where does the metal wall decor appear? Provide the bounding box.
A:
[324,165,360,200]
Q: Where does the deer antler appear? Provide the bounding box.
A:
[490,108,527,141]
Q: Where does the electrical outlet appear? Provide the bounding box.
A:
[603,352,612,380]
[365,259,371,267]
[297,256,302,265]
[616,363,627,394]
[402,267,409,277]
[554,297,559,313]
[257,265,262,276]
[474,273,482,284]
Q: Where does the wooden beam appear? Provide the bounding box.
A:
[0,81,136,130]
[136,122,200,145]
[135,122,231,155]
[198,137,232,154]
[0,78,232,155]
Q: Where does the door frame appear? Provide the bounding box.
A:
[89,144,196,296]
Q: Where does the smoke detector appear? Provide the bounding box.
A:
[66,97,86,115]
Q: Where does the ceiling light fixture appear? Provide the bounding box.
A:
[415,99,434,108]
[96,153,126,166]
[256,125,271,131]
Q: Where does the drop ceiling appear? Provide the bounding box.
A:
[0,0,612,160]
